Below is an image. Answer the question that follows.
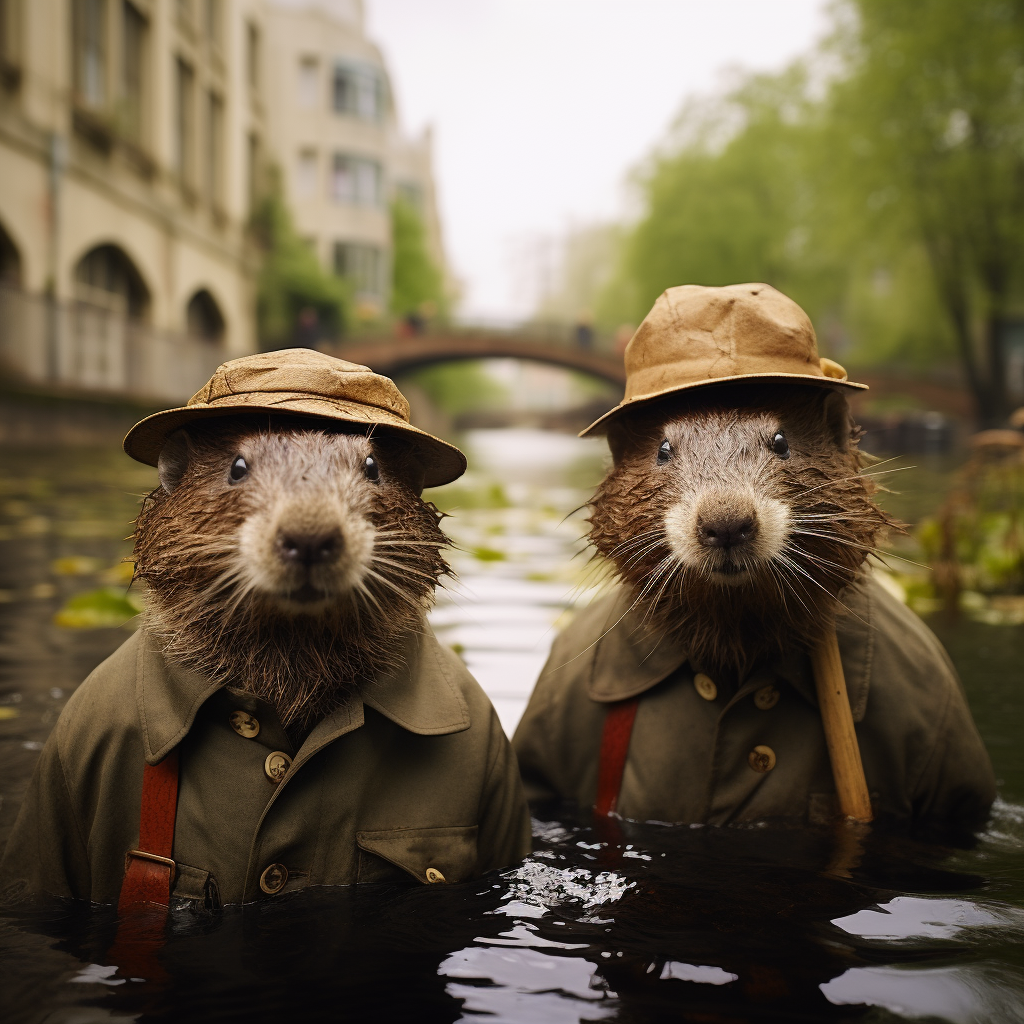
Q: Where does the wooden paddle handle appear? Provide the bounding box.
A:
[810,630,873,823]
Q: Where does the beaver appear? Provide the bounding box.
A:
[587,382,896,680]
[2,350,531,904]
[513,283,994,836]
[133,415,448,730]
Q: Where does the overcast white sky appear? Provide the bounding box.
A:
[365,0,830,321]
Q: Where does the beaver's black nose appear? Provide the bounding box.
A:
[697,515,758,549]
[277,530,342,567]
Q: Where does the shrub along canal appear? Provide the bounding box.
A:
[0,427,1022,1023]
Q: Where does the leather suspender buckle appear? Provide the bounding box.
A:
[125,849,177,884]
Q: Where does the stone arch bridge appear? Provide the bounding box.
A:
[330,332,627,387]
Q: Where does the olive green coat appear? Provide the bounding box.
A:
[2,626,531,905]
[513,578,995,835]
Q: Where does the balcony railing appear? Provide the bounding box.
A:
[0,284,227,404]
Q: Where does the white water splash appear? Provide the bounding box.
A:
[491,860,635,919]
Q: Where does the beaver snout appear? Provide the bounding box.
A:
[695,497,760,551]
[276,529,342,567]
[696,512,758,549]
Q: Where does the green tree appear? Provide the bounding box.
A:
[828,0,1024,425]
[251,170,350,349]
[390,197,446,320]
[402,361,507,419]
[599,69,843,330]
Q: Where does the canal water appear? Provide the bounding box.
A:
[0,427,1023,1023]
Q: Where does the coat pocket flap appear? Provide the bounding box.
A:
[356,825,479,884]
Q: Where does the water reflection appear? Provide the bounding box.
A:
[1,429,1023,1023]
[430,429,608,736]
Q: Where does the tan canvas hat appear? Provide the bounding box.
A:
[582,282,866,435]
[124,348,467,487]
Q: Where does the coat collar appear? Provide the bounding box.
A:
[136,621,470,764]
[584,578,875,722]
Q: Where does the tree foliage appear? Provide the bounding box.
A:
[390,197,446,319]
[829,0,1024,423]
[593,0,1024,424]
[251,170,350,349]
[402,361,507,419]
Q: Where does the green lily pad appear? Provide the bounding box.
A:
[472,546,506,563]
[55,588,144,629]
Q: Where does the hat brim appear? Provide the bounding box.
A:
[580,371,868,437]
[123,394,467,488]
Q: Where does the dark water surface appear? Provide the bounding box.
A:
[1,440,1023,1024]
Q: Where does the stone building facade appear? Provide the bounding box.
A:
[0,0,443,401]
[263,0,443,318]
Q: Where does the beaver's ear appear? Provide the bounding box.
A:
[606,413,659,465]
[370,437,426,494]
[821,390,854,450]
[157,430,191,493]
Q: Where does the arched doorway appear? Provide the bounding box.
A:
[0,220,22,287]
[70,244,150,392]
[186,288,226,343]
[74,243,150,319]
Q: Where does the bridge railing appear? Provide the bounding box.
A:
[0,284,227,404]
[344,316,620,355]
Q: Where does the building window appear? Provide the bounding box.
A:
[175,57,194,183]
[0,0,21,75]
[332,62,384,123]
[247,132,261,211]
[206,91,223,205]
[296,149,317,199]
[73,0,107,109]
[121,2,146,143]
[331,154,382,207]
[246,21,260,94]
[205,0,221,49]
[298,56,319,108]
[334,242,384,299]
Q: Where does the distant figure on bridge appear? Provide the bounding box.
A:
[402,311,426,336]
[575,311,594,351]
[294,306,321,349]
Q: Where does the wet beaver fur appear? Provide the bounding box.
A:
[588,383,898,678]
[133,416,448,729]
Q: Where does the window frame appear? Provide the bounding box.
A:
[174,55,196,186]
[119,0,147,145]
[73,0,109,111]
[331,152,384,208]
[331,59,386,124]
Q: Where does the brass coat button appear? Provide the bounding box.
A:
[425,867,446,883]
[754,685,780,711]
[748,745,776,773]
[264,751,292,783]
[693,672,717,701]
[259,863,288,894]
[229,710,260,738]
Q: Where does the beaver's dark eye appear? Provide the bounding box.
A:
[657,439,672,464]
[229,456,248,482]
[364,455,380,482]
[771,432,790,459]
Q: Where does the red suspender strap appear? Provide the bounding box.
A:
[595,698,639,817]
[117,749,180,914]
